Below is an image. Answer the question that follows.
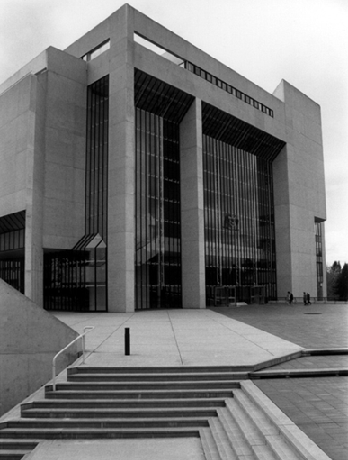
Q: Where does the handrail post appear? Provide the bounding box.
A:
[52,326,94,392]
[82,326,94,364]
[82,333,86,364]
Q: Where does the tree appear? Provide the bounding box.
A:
[326,261,341,298]
[335,263,348,300]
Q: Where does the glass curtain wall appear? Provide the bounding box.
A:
[84,75,109,310]
[134,69,194,310]
[203,136,277,303]
[135,109,182,309]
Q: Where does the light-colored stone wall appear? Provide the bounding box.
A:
[42,48,87,250]
[106,6,135,313]
[0,47,87,306]
[0,279,81,417]
[0,50,47,96]
[24,72,46,305]
[0,72,45,304]
[180,99,205,308]
[0,75,35,217]
[273,80,326,298]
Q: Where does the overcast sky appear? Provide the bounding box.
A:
[0,0,347,265]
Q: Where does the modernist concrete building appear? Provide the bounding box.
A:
[0,4,326,312]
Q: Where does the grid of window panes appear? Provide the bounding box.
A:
[0,259,24,293]
[0,229,24,252]
[86,75,109,242]
[315,221,324,300]
[184,61,273,117]
[203,135,277,303]
[0,211,25,293]
[44,251,88,311]
[135,108,182,309]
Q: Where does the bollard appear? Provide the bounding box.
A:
[125,327,130,355]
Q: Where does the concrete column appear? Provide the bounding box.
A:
[273,143,292,299]
[25,76,46,307]
[180,98,206,308]
[107,7,135,312]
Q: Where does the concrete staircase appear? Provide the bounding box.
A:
[0,367,319,459]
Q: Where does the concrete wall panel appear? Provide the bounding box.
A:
[273,80,326,298]
[0,280,81,417]
[107,10,135,312]
[42,57,87,250]
[180,99,205,308]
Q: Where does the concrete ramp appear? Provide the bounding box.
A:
[0,279,81,416]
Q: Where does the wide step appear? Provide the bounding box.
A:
[0,427,200,440]
[5,418,210,429]
[46,381,240,391]
[68,366,251,375]
[21,408,218,419]
[67,372,247,382]
[0,449,30,459]
[22,397,226,409]
[45,389,235,399]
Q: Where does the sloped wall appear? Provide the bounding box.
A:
[0,279,81,416]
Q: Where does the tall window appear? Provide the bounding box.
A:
[86,76,109,241]
[203,136,277,303]
[315,220,324,300]
[134,69,193,310]
[135,109,182,309]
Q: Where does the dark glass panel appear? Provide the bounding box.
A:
[203,134,277,305]
[0,258,24,293]
[135,108,182,309]
[315,221,324,300]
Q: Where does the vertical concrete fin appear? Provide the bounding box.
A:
[180,98,206,308]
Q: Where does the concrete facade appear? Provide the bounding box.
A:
[0,4,326,312]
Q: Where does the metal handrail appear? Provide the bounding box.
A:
[52,326,94,391]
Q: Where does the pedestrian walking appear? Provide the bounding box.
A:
[307,293,311,305]
[303,292,307,305]
[290,292,293,305]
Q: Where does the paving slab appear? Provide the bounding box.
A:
[54,309,302,368]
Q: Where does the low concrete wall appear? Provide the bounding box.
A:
[0,279,81,416]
